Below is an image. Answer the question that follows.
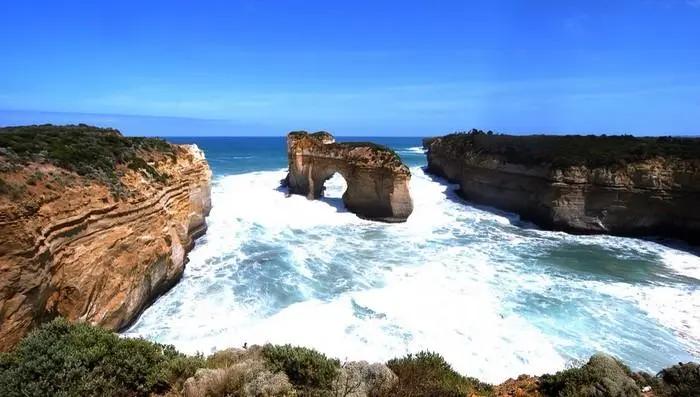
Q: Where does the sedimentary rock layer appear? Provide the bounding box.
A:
[0,140,211,350]
[424,132,700,243]
[285,131,413,222]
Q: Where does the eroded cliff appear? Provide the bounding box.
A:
[424,131,700,243]
[285,131,413,222]
[0,125,211,350]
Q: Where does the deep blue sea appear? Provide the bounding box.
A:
[124,137,700,382]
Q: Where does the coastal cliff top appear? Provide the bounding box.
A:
[424,129,700,169]
[0,124,185,198]
[288,130,410,174]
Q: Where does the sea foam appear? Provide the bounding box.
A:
[124,166,700,383]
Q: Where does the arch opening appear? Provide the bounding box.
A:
[285,130,413,222]
[319,171,349,213]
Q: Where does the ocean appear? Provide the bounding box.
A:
[123,136,700,383]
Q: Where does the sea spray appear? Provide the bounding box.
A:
[125,161,700,383]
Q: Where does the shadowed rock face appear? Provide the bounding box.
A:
[285,131,413,222]
[424,132,700,243]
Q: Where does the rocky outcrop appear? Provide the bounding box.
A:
[424,132,700,243]
[0,128,211,350]
[285,131,413,222]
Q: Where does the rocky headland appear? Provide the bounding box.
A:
[285,131,413,222]
[0,124,211,350]
[424,130,700,243]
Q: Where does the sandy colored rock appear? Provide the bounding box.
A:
[0,143,211,350]
[332,360,398,397]
[285,131,413,222]
[494,375,542,397]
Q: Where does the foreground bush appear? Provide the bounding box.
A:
[539,353,640,397]
[386,351,492,397]
[633,362,700,397]
[262,344,341,395]
[183,347,295,397]
[655,362,700,397]
[0,318,202,397]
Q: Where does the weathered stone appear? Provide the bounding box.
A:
[424,134,700,243]
[0,144,211,350]
[332,361,398,397]
[285,131,413,222]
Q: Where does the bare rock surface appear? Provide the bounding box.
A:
[285,131,413,222]
[424,132,700,243]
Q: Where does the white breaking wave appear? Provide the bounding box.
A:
[124,167,700,383]
[398,146,426,154]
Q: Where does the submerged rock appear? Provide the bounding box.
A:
[285,131,413,222]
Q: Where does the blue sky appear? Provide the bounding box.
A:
[1,1,699,136]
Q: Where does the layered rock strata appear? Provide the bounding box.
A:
[424,132,700,243]
[285,131,413,222]
[0,129,211,350]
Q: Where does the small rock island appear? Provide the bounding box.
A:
[285,131,413,222]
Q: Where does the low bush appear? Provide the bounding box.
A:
[0,124,175,195]
[539,353,640,397]
[655,362,700,397]
[0,318,203,397]
[261,343,340,395]
[427,130,700,169]
[386,351,492,397]
[633,362,700,397]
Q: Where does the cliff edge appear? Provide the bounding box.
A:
[285,131,413,222]
[424,130,700,243]
[0,124,212,350]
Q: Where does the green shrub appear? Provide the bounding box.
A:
[635,362,700,397]
[261,343,340,395]
[0,177,10,194]
[0,124,175,194]
[0,318,203,397]
[426,130,700,169]
[26,170,44,186]
[386,351,492,397]
[0,176,25,198]
[539,353,640,397]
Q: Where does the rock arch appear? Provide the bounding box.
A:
[284,131,413,222]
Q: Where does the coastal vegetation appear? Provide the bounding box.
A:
[386,351,492,396]
[0,318,203,397]
[0,319,697,397]
[0,124,174,195]
[427,129,700,168]
[261,344,340,393]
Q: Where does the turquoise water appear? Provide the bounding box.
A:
[125,137,700,382]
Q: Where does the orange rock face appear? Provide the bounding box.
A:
[0,144,211,351]
[493,375,542,397]
[285,131,413,222]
